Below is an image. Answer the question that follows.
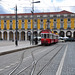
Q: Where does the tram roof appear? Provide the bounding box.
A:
[41,30,52,33]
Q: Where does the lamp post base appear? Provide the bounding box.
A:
[15,40,18,46]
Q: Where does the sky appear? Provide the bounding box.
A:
[0,0,75,14]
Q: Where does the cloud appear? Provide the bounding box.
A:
[0,5,8,14]
[0,0,75,14]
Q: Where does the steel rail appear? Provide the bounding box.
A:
[8,46,43,75]
[8,51,25,75]
[36,45,65,75]
[16,44,60,75]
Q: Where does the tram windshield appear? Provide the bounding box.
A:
[41,34,50,38]
[46,34,49,38]
[41,34,44,38]
[44,34,46,38]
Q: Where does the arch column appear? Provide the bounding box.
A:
[1,31,4,40]
[19,31,21,41]
[7,31,9,41]
[25,31,27,41]
[13,31,15,41]
[71,31,73,38]
[57,30,60,36]
[64,31,66,37]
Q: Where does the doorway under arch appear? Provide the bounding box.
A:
[21,31,25,40]
[9,31,13,40]
[4,31,7,40]
[59,31,64,37]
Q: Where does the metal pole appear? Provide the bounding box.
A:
[32,0,34,45]
[15,5,18,46]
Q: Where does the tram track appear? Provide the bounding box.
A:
[36,45,64,75]
[14,44,62,75]
[0,44,64,75]
[0,46,42,74]
[8,46,52,75]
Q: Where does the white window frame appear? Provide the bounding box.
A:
[54,23,57,28]
[34,23,37,28]
[60,23,64,28]
[67,23,71,28]
[28,23,31,28]
[22,24,24,28]
[40,24,43,28]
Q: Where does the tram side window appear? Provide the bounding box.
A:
[52,35,54,39]
[41,34,44,38]
[56,36,58,39]
[54,35,56,39]
[47,34,49,38]
[44,34,46,38]
[50,34,51,39]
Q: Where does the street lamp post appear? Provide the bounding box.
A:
[15,5,18,46]
[31,0,40,45]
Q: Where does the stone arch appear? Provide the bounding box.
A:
[4,31,7,40]
[27,31,31,40]
[21,31,25,40]
[0,32,2,39]
[66,31,72,38]
[39,30,43,36]
[59,31,65,37]
[9,31,13,40]
[15,32,19,40]
[33,31,38,37]
[73,31,75,38]
[54,31,57,34]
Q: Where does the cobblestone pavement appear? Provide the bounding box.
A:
[0,41,30,47]
[61,42,75,75]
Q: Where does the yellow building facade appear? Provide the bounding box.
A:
[0,10,75,41]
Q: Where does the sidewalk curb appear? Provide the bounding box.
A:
[0,44,41,56]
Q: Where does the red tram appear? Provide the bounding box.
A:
[41,30,58,45]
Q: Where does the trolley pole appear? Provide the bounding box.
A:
[15,5,18,46]
[31,0,40,45]
[31,0,34,45]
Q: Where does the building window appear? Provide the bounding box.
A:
[0,24,1,29]
[67,23,71,28]
[68,18,70,21]
[47,23,50,28]
[47,19,50,22]
[37,15,40,17]
[12,16,15,18]
[28,19,30,22]
[60,23,64,28]
[41,19,43,22]
[10,24,12,29]
[50,15,53,17]
[54,19,56,22]
[43,15,47,17]
[28,24,31,28]
[22,20,24,22]
[40,24,43,28]
[1,16,4,18]
[34,19,37,22]
[18,16,22,18]
[4,20,6,23]
[54,23,57,28]
[61,19,63,21]
[10,20,12,22]
[47,19,50,28]
[34,24,37,28]
[22,24,24,28]
[6,16,10,18]
[4,24,6,29]
[17,20,18,22]
[24,15,28,18]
